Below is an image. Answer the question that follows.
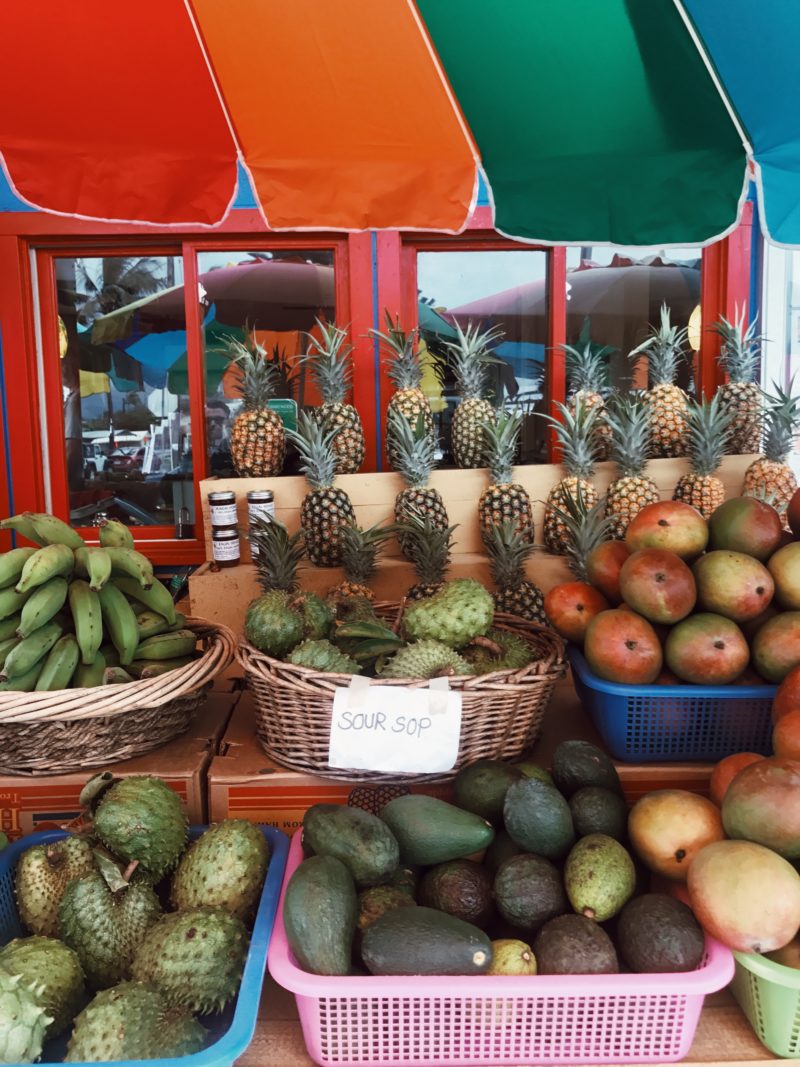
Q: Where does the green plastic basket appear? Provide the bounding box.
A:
[731,950,800,1057]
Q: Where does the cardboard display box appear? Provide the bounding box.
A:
[0,690,240,840]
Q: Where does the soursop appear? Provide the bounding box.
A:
[464,628,535,675]
[171,820,269,922]
[379,640,474,679]
[92,776,188,881]
[0,936,84,1038]
[244,591,304,658]
[14,836,94,937]
[403,579,494,648]
[0,965,51,1064]
[294,592,334,640]
[59,872,162,989]
[131,907,249,1014]
[288,639,360,674]
[66,981,205,1062]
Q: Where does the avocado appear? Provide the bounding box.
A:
[361,906,493,976]
[487,938,537,975]
[494,853,568,930]
[564,833,636,922]
[388,865,419,897]
[283,856,357,975]
[303,803,399,887]
[419,860,493,928]
[569,786,628,840]
[453,759,523,823]
[357,886,416,936]
[551,740,623,797]
[616,893,705,973]
[380,795,495,866]
[484,830,523,874]
[503,777,575,858]
[533,913,619,974]
[513,760,554,786]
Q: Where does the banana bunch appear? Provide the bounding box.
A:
[0,513,196,692]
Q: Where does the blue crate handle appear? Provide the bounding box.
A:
[0,824,289,1067]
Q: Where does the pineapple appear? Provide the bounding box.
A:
[249,516,304,594]
[712,310,763,454]
[563,342,615,460]
[394,510,457,601]
[328,522,394,603]
[643,303,690,458]
[542,397,602,555]
[478,411,534,548]
[743,383,800,517]
[301,319,365,474]
[387,410,449,544]
[285,411,356,567]
[673,395,734,518]
[605,397,660,539]
[370,312,433,467]
[547,486,614,583]
[445,322,503,468]
[485,520,546,625]
[227,338,286,477]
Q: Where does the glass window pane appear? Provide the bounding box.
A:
[196,249,336,477]
[416,250,548,464]
[55,255,194,531]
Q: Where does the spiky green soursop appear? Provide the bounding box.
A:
[66,981,205,1062]
[288,639,360,674]
[0,965,51,1064]
[93,776,188,881]
[171,820,269,922]
[14,836,94,937]
[465,628,535,675]
[0,936,84,1038]
[295,592,334,640]
[131,907,249,1014]
[59,873,162,990]
[402,578,494,648]
[244,591,304,658]
[379,640,474,680]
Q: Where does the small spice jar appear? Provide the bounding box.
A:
[247,490,275,558]
[208,490,237,527]
[211,526,241,567]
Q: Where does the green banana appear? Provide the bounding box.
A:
[34,634,80,691]
[136,610,172,641]
[98,519,135,549]
[73,650,107,688]
[15,543,74,593]
[0,660,45,692]
[0,514,47,546]
[73,546,112,591]
[0,587,31,621]
[0,637,20,667]
[99,643,120,668]
[128,655,195,679]
[27,514,84,550]
[103,666,135,685]
[133,629,196,661]
[105,547,154,589]
[0,547,38,590]
[1,620,62,679]
[17,576,69,638]
[0,614,21,640]
[97,583,139,665]
[112,576,176,625]
[68,579,103,665]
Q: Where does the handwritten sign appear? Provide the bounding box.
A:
[328,678,462,774]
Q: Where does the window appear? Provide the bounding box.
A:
[761,244,800,475]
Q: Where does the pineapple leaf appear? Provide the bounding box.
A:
[547,485,613,581]
[249,516,305,592]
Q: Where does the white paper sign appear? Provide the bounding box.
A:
[328,679,462,774]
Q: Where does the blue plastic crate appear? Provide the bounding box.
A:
[0,824,288,1067]
[568,647,776,763]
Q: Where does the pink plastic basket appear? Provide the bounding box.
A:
[268,832,734,1067]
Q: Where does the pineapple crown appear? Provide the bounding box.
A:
[606,396,651,477]
[562,342,615,395]
[395,509,457,587]
[482,410,521,485]
[486,519,535,589]
[712,308,762,384]
[339,522,393,585]
[444,321,505,401]
[370,311,423,392]
[542,396,602,479]
[285,410,340,490]
[761,380,800,463]
[548,486,614,582]
[226,337,282,411]
[300,319,353,405]
[641,303,690,388]
[685,393,734,476]
[250,517,304,593]
[387,409,437,489]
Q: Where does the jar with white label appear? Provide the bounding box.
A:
[247,490,275,558]
[211,526,241,567]
[208,490,237,527]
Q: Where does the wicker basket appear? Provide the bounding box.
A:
[0,617,236,775]
[237,608,567,783]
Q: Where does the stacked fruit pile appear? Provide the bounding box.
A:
[0,773,269,1063]
[0,512,195,692]
[545,495,800,686]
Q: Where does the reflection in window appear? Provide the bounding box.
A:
[57,255,194,530]
[416,250,549,463]
[197,250,336,478]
